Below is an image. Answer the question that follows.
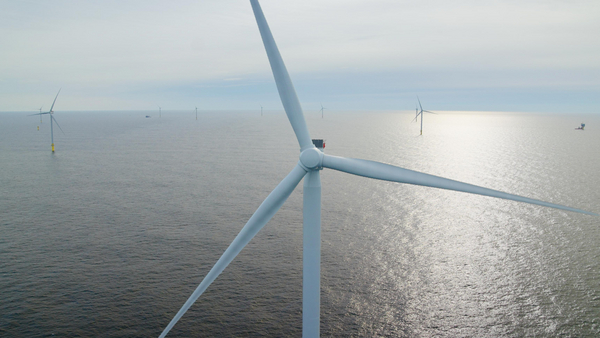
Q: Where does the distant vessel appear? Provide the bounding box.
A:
[146,115,151,118]
[575,123,585,130]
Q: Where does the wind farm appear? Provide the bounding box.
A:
[158,1,597,337]
[3,1,600,337]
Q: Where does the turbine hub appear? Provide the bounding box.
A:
[299,147,323,170]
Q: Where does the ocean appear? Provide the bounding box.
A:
[1,110,599,337]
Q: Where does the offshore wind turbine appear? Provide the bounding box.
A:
[261,104,263,116]
[415,104,419,121]
[411,104,419,129]
[158,106,162,118]
[159,1,597,337]
[319,103,326,119]
[38,106,43,123]
[29,89,65,152]
[412,96,437,135]
[195,107,198,120]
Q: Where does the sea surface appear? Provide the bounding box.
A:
[1,110,599,337]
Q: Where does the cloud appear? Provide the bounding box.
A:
[1,0,599,112]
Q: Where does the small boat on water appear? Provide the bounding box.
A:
[146,115,151,118]
[575,123,585,130]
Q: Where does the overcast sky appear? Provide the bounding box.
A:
[2,0,599,113]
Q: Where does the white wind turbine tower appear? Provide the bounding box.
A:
[412,96,437,135]
[158,106,162,118]
[159,1,597,337]
[38,106,43,123]
[261,104,263,116]
[319,103,326,118]
[29,89,65,152]
[195,107,198,120]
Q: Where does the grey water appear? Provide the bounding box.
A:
[1,110,599,337]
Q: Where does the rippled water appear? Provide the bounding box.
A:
[1,110,599,337]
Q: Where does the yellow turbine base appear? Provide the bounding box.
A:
[37,126,39,131]
[52,143,55,152]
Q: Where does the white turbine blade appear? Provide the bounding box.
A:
[250,0,313,151]
[423,110,437,114]
[417,96,423,111]
[159,164,308,338]
[321,154,598,216]
[412,112,421,122]
[51,115,66,135]
[49,88,61,112]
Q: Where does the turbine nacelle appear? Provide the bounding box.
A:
[299,147,323,170]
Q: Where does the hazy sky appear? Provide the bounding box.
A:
[2,0,599,113]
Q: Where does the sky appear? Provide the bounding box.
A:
[1,0,599,113]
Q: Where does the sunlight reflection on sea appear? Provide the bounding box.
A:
[1,110,599,337]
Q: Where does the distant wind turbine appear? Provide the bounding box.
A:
[261,104,263,116]
[415,104,419,121]
[412,96,437,135]
[319,103,326,119]
[195,107,198,120]
[29,89,65,152]
[158,1,597,337]
[158,106,162,118]
[38,106,43,123]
